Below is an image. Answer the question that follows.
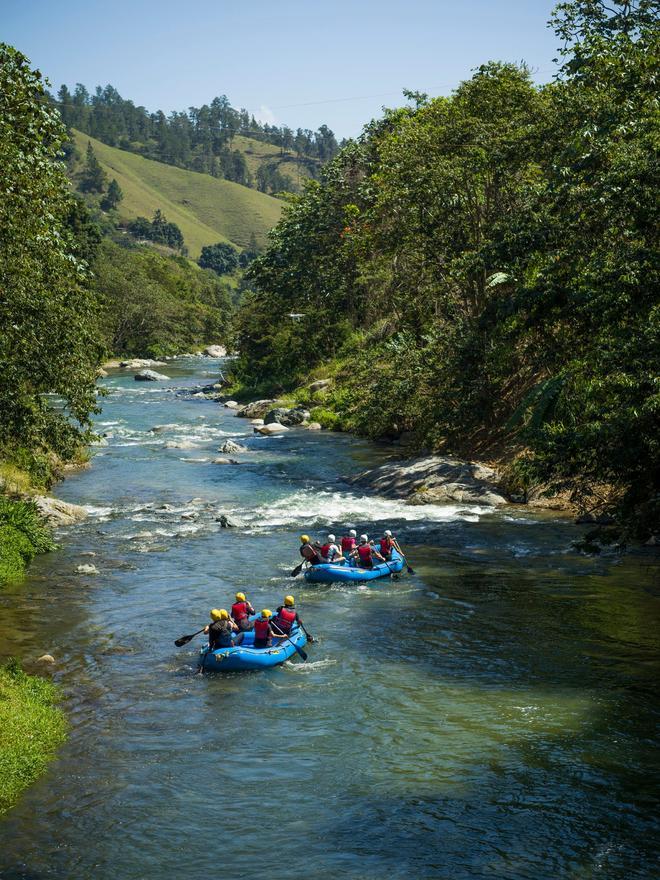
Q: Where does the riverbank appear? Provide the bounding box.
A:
[0,659,67,816]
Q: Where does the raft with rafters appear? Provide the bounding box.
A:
[303,548,404,583]
[197,622,307,672]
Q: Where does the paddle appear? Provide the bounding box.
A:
[394,541,415,575]
[290,561,305,577]
[271,621,308,661]
[298,620,315,643]
[174,626,206,647]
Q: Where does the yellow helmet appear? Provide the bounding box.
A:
[300,534,310,543]
[235,592,246,601]
[284,595,295,607]
[261,609,272,618]
[210,608,223,621]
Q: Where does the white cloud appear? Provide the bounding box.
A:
[254,104,277,126]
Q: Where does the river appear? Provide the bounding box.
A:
[1,357,658,880]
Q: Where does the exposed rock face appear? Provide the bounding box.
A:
[309,379,331,393]
[264,406,311,427]
[204,345,227,357]
[135,370,170,381]
[236,400,276,418]
[219,439,247,454]
[348,455,508,506]
[255,423,290,435]
[33,496,88,526]
[120,358,167,369]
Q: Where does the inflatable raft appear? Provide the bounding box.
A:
[304,548,404,583]
[197,623,307,672]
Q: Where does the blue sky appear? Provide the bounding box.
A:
[2,0,561,138]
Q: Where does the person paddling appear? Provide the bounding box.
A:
[204,608,241,649]
[273,595,301,634]
[299,534,322,566]
[231,592,255,631]
[320,533,345,564]
[351,534,385,569]
[253,609,284,649]
[379,529,396,560]
[341,529,357,555]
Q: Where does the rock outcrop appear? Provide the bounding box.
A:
[119,358,167,369]
[236,400,276,418]
[219,439,247,454]
[204,345,227,357]
[348,455,508,506]
[135,370,170,381]
[33,496,88,526]
[255,423,290,435]
[264,406,311,427]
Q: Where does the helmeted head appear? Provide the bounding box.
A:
[349,529,357,537]
[384,529,392,537]
[235,592,246,602]
[328,534,335,543]
[284,595,295,607]
[360,534,368,544]
[211,608,229,621]
[261,609,272,619]
[300,534,310,544]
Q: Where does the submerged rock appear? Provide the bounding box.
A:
[76,563,99,575]
[135,370,170,381]
[212,457,239,464]
[219,439,247,454]
[348,455,508,507]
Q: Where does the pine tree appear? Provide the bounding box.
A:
[100,178,122,211]
[79,141,107,193]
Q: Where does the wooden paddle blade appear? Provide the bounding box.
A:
[174,634,194,647]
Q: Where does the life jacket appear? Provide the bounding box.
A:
[321,543,332,560]
[253,618,271,641]
[231,601,249,622]
[380,537,394,556]
[300,543,321,564]
[275,606,296,634]
[357,544,372,565]
[341,536,356,552]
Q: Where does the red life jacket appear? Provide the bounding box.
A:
[380,537,394,555]
[231,601,249,621]
[253,618,271,641]
[275,606,296,633]
[357,544,372,565]
[321,543,332,560]
[300,544,321,564]
[341,536,356,552]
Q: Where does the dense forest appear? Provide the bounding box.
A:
[234,0,659,537]
[54,85,341,191]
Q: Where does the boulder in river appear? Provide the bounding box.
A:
[216,513,245,528]
[33,495,87,526]
[348,455,508,507]
[135,370,170,381]
[250,418,264,426]
[120,358,167,369]
[76,563,99,575]
[149,424,179,433]
[264,406,311,427]
[306,422,322,431]
[236,400,276,419]
[224,401,240,408]
[212,457,239,464]
[255,423,289,435]
[36,654,55,664]
[203,345,227,358]
[219,439,247,454]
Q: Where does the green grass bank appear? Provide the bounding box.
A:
[0,660,67,816]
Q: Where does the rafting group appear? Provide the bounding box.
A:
[176,526,412,672]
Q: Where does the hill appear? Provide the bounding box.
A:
[232,134,322,189]
[71,130,282,256]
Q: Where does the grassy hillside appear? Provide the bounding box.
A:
[72,130,281,256]
[233,135,321,189]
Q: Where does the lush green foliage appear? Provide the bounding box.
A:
[95,240,233,356]
[0,659,67,814]
[127,209,185,251]
[0,44,104,464]
[100,177,123,211]
[54,85,339,189]
[198,241,240,275]
[0,499,56,585]
[236,2,659,534]
[79,141,107,193]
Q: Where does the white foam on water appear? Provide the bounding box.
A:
[285,658,337,672]
[83,504,115,520]
[240,488,494,531]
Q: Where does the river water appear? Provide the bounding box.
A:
[0,358,658,880]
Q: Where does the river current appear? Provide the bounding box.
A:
[0,358,658,880]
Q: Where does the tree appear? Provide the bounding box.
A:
[0,44,103,461]
[79,141,107,193]
[198,242,239,275]
[100,178,123,211]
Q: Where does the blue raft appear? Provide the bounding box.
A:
[197,623,307,672]
[304,547,404,583]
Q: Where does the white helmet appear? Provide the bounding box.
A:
[349,529,357,537]
[328,534,335,542]
[384,529,392,537]
[360,534,368,543]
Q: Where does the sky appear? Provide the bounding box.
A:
[2,0,561,139]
